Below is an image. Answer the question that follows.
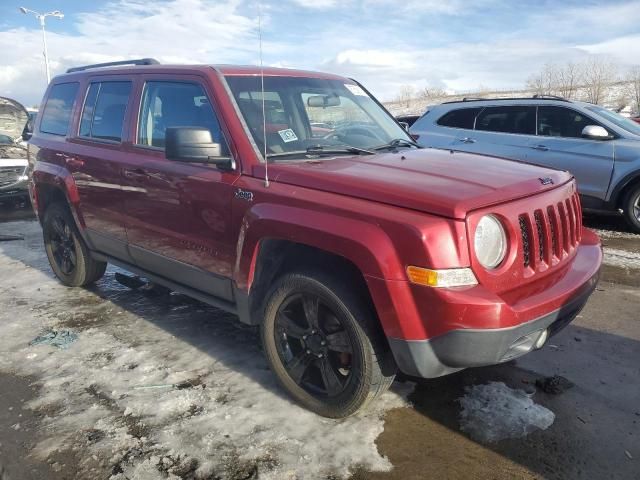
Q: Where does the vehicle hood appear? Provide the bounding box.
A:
[0,96,28,141]
[265,148,572,219]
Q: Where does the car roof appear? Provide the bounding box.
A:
[434,97,594,110]
[52,62,349,83]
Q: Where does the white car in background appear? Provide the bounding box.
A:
[0,97,30,202]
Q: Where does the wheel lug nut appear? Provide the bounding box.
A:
[302,335,307,340]
[306,349,311,354]
[317,354,323,358]
[321,341,326,346]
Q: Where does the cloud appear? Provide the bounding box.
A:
[289,0,341,8]
[1,0,639,107]
[0,0,261,105]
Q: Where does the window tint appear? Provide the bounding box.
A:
[40,83,79,136]
[82,82,131,142]
[537,106,598,138]
[79,83,100,137]
[137,81,226,151]
[437,108,481,129]
[476,106,536,135]
[302,92,373,138]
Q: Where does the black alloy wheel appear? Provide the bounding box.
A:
[275,293,354,398]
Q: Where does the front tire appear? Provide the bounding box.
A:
[43,203,106,287]
[623,185,640,233]
[261,271,395,418]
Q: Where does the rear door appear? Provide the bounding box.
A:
[459,105,537,161]
[118,75,240,301]
[527,105,614,201]
[64,77,133,259]
[411,106,481,149]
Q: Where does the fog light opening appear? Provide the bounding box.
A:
[534,329,549,349]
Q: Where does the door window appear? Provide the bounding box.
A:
[79,81,132,142]
[538,106,601,138]
[437,108,482,130]
[39,82,79,136]
[137,81,227,152]
[476,106,536,135]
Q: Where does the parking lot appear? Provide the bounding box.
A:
[0,202,638,480]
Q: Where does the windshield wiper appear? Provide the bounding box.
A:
[373,138,421,151]
[267,144,375,159]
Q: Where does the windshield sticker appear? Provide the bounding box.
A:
[344,83,367,96]
[278,128,298,143]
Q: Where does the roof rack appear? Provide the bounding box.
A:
[532,94,566,100]
[66,58,160,73]
[442,95,571,105]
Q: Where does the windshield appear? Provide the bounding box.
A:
[224,75,412,161]
[586,105,640,136]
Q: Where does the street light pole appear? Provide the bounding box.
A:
[19,7,64,84]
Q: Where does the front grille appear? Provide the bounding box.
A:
[0,166,25,187]
[519,192,581,269]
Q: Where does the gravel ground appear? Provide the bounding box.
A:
[0,203,638,480]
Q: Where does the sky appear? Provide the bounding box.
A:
[1,0,640,107]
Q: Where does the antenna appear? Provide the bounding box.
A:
[257,1,269,187]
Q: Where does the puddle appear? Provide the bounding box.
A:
[458,382,555,443]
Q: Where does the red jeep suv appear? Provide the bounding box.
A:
[28,59,602,417]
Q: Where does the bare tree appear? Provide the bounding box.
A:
[555,62,582,99]
[395,85,416,107]
[626,66,640,114]
[419,86,447,101]
[527,63,557,96]
[582,57,618,105]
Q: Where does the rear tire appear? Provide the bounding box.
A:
[261,270,395,418]
[623,184,640,233]
[43,203,106,287]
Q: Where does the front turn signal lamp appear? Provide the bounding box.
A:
[406,266,478,288]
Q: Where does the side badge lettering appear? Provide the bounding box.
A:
[539,177,554,186]
[235,189,254,202]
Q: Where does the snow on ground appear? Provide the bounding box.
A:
[457,382,555,444]
[602,247,640,270]
[0,220,413,480]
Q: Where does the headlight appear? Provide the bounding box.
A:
[474,215,507,269]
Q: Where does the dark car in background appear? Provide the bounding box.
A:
[0,97,29,202]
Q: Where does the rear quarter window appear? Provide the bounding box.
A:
[437,107,482,129]
[39,82,79,136]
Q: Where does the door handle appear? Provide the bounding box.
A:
[123,168,147,179]
[530,144,549,151]
[64,157,84,168]
[458,137,476,144]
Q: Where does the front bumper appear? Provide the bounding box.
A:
[389,273,597,378]
[383,228,602,378]
[0,162,29,199]
[0,178,29,198]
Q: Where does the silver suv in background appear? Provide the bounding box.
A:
[410,96,640,232]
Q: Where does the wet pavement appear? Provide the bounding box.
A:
[0,202,638,480]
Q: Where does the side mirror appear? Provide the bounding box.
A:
[398,121,410,131]
[581,125,613,141]
[165,127,234,168]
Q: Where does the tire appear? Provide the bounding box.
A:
[261,270,396,418]
[43,202,106,287]
[623,184,640,233]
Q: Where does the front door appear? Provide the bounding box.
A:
[527,106,614,201]
[119,76,240,301]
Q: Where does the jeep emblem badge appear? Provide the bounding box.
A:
[235,189,254,202]
[539,177,554,186]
